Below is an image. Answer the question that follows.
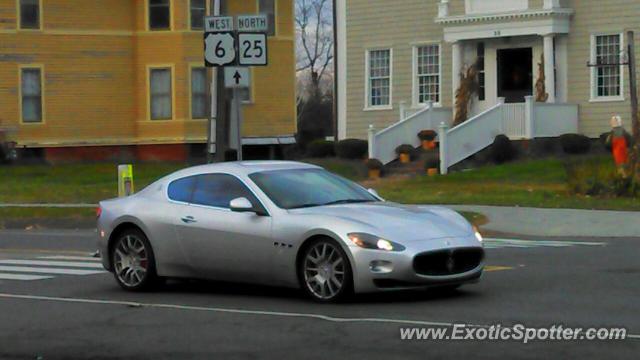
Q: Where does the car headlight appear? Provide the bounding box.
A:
[347,233,405,252]
[473,226,483,242]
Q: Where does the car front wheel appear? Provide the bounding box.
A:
[111,229,158,291]
[299,239,353,302]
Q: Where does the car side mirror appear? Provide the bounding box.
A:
[229,197,255,213]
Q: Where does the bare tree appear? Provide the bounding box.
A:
[296,0,333,99]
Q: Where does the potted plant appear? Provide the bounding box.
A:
[365,158,383,179]
[424,157,440,176]
[418,130,437,150]
[395,144,414,164]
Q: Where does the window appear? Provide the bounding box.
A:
[19,0,40,29]
[258,0,276,36]
[238,87,252,103]
[415,44,441,105]
[190,0,206,30]
[150,68,172,120]
[191,67,207,119]
[168,176,196,202]
[591,34,623,100]
[477,42,485,101]
[249,169,378,210]
[21,68,43,123]
[191,174,261,209]
[149,0,171,30]
[366,49,391,108]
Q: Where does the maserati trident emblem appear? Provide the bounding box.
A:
[446,256,455,273]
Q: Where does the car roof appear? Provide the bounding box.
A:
[166,161,322,180]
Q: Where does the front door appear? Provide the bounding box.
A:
[175,173,274,284]
[497,47,533,103]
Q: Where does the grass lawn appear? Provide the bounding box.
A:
[0,156,638,227]
[371,156,640,211]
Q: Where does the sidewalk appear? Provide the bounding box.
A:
[449,205,640,238]
[2,203,639,238]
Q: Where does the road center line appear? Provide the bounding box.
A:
[0,292,637,339]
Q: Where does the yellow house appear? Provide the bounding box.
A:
[0,0,296,161]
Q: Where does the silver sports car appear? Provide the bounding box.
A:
[97,161,484,302]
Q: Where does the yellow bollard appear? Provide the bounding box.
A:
[118,164,134,197]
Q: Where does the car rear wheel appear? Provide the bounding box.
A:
[111,229,158,291]
[299,239,353,302]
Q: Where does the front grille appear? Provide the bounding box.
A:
[413,247,484,276]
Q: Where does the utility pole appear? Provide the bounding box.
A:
[627,31,639,184]
[207,0,229,163]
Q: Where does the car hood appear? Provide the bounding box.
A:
[291,202,472,241]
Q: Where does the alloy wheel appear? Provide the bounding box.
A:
[113,234,149,288]
[303,242,346,300]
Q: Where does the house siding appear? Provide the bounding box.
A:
[343,0,640,140]
[345,0,451,139]
[0,0,296,150]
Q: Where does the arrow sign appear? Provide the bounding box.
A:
[224,67,250,88]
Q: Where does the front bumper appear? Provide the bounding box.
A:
[349,235,484,293]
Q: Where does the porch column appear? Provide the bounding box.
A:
[543,34,556,103]
[452,41,463,110]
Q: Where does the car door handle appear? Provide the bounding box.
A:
[181,216,197,224]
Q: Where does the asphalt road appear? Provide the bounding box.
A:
[0,230,638,359]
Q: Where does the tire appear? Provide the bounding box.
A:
[110,228,159,291]
[298,238,353,302]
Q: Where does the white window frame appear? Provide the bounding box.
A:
[19,64,45,124]
[412,43,442,107]
[364,48,393,111]
[590,32,625,103]
[147,65,175,121]
[189,64,207,120]
[188,0,208,31]
[17,0,43,30]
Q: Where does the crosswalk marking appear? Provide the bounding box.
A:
[484,238,606,249]
[0,274,53,281]
[40,255,102,262]
[0,255,107,282]
[0,260,104,269]
[0,266,104,276]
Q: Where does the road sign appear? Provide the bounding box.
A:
[205,16,234,32]
[204,32,236,67]
[237,15,268,32]
[238,33,268,66]
[224,67,250,88]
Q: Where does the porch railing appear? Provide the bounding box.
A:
[368,102,451,164]
[439,96,579,174]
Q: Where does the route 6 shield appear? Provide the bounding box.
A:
[204,32,236,67]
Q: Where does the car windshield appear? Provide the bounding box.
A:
[249,168,379,209]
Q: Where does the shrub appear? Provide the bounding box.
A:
[490,135,516,164]
[224,149,238,161]
[424,157,440,170]
[282,145,303,160]
[564,157,633,196]
[365,158,383,170]
[417,130,437,141]
[395,144,414,155]
[306,140,335,158]
[335,139,368,159]
[559,133,591,154]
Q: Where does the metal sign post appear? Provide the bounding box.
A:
[204,12,268,162]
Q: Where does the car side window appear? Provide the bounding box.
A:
[191,174,263,210]
[167,176,196,203]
